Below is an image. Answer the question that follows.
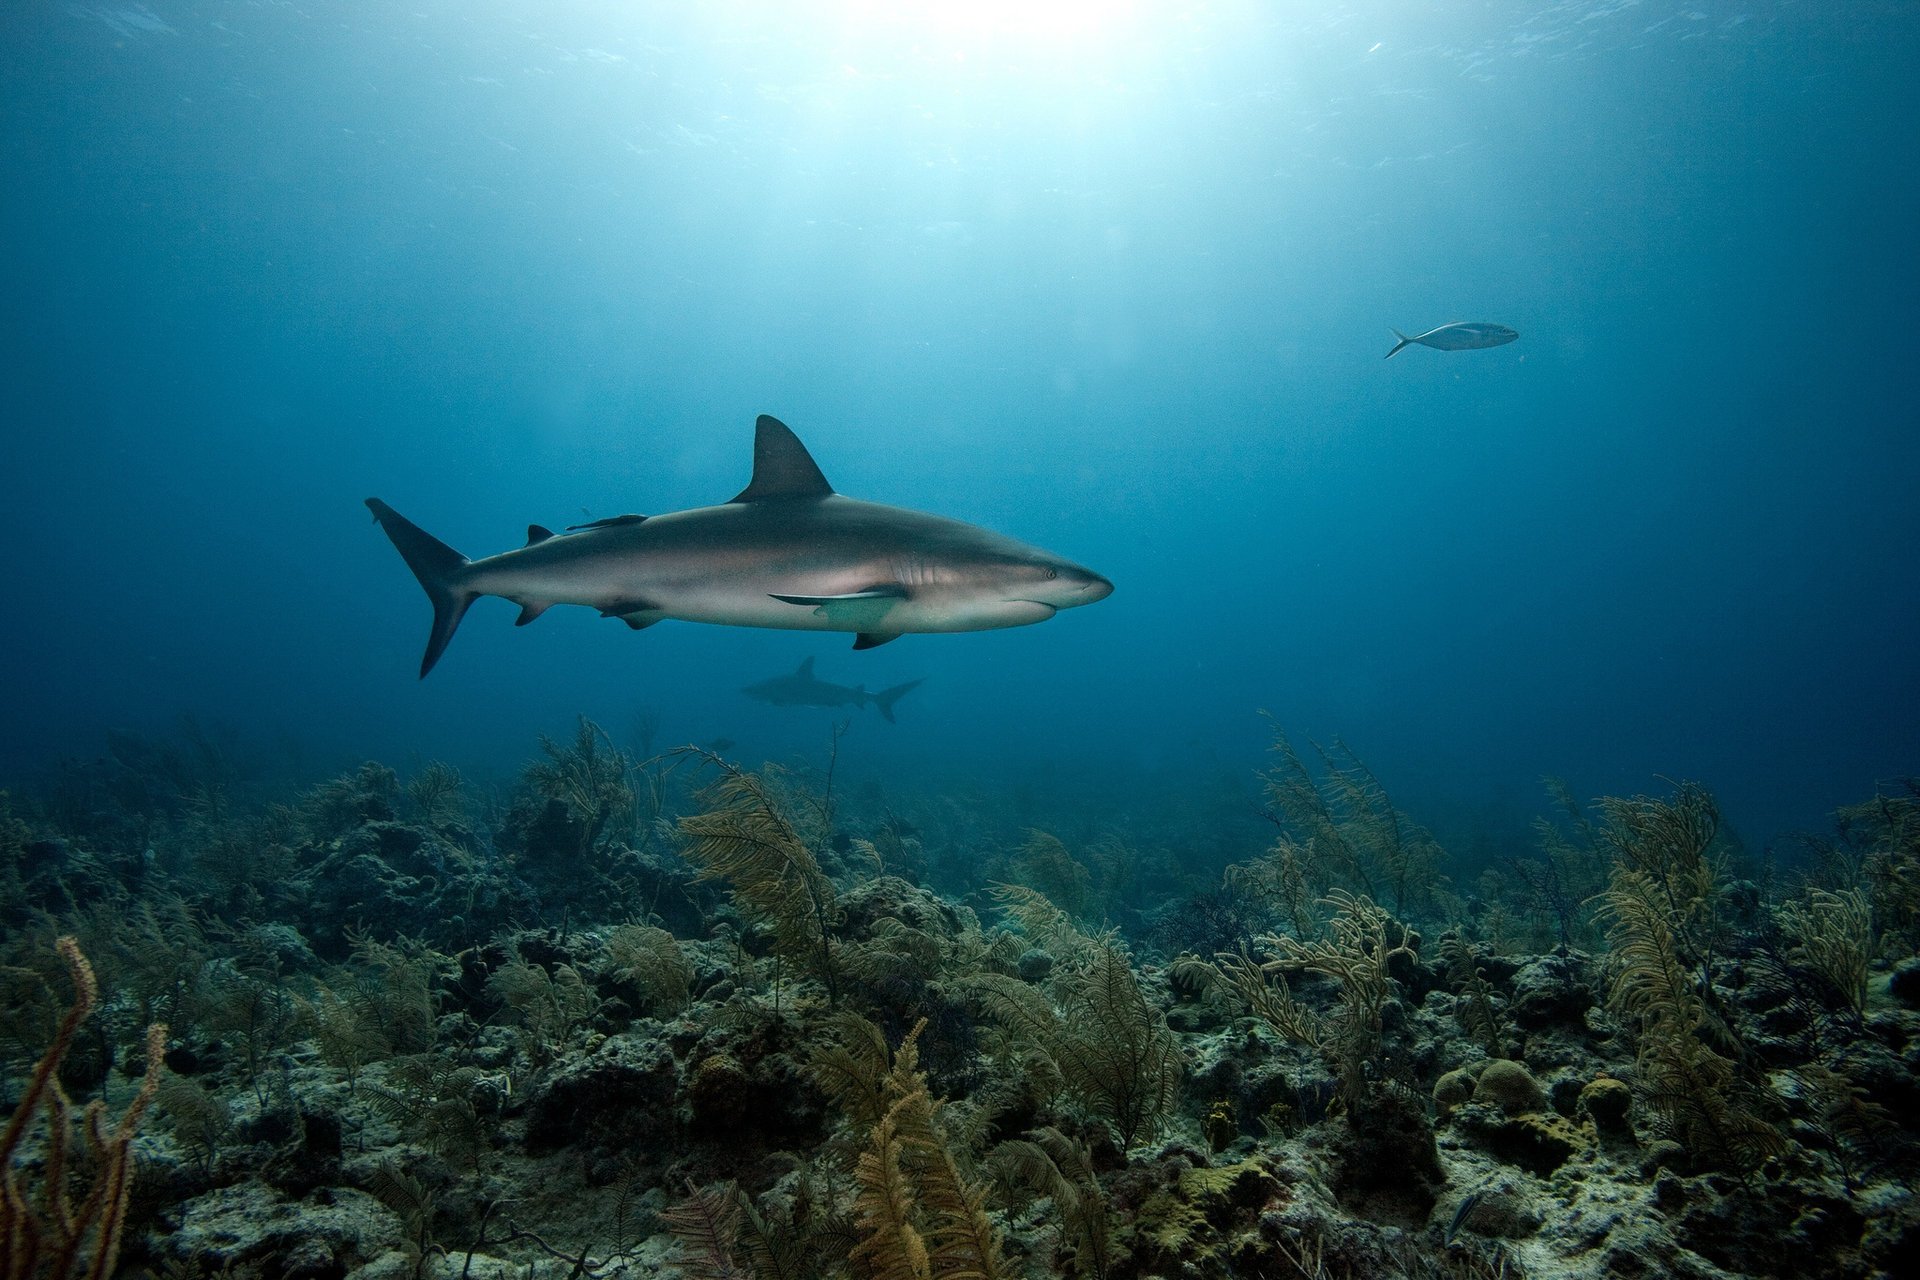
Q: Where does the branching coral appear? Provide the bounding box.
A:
[1778,887,1873,1014]
[1589,832,1781,1174]
[661,1179,752,1280]
[677,752,843,1003]
[971,942,1181,1151]
[987,1127,1112,1280]
[849,1020,1008,1280]
[604,923,693,1016]
[1440,932,1505,1054]
[525,718,638,859]
[1,936,166,1280]
[1246,724,1450,921]
[488,944,603,1070]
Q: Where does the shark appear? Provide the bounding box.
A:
[366,414,1113,677]
[1385,321,1519,359]
[743,657,924,723]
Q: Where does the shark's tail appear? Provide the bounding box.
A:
[365,499,476,678]
[1385,328,1413,360]
[870,678,925,724]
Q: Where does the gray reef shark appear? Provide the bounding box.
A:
[1385,321,1519,358]
[366,414,1113,676]
[743,657,924,723]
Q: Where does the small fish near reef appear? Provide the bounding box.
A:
[366,414,1113,675]
[1385,321,1519,359]
[744,657,924,723]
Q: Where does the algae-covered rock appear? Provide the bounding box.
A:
[523,1034,678,1155]
[1325,1085,1444,1222]
[1129,1154,1284,1274]
[1508,951,1597,1029]
[1889,957,1920,1009]
[1473,1058,1547,1115]
[153,1181,403,1278]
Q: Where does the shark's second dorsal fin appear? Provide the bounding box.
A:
[526,525,555,546]
[797,657,815,677]
[731,415,833,503]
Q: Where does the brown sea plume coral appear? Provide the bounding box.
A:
[2,936,166,1280]
[1594,785,1785,1172]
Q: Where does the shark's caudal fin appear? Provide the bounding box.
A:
[365,499,476,678]
[1385,328,1413,360]
[870,679,925,724]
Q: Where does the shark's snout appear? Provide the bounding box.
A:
[1076,571,1115,603]
[1018,563,1112,610]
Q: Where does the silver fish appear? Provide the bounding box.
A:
[1385,322,1519,359]
[367,415,1113,676]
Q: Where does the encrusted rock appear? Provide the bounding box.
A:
[1508,951,1597,1029]
[523,1034,678,1154]
[1454,1100,1593,1174]
[1325,1086,1444,1222]
[152,1182,403,1277]
[1889,958,1920,1010]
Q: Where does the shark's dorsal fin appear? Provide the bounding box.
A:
[731,415,833,503]
[526,525,555,545]
[797,657,815,677]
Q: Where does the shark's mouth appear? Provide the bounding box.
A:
[1010,601,1061,617]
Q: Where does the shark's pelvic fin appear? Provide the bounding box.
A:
[365,498,475,679]
[514,602,551,626]
[854,633,900,650]
[597,598,660,620]
[730,415,834,503]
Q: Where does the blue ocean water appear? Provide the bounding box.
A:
[3,0,1916,854]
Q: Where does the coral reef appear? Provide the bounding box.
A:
[2,728,1917,1280]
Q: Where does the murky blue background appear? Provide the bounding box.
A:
[4,0,1916,852]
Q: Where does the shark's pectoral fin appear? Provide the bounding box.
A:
[770,586,907,628]
[854,632,900,650]
[515,602,552,626]
[567,513,648,532]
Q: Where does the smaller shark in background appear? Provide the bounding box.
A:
[743,658,924,723]
[1385,321,1519,358]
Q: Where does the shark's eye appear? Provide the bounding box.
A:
[1041,566,1059,581]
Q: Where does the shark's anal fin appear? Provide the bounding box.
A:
[770,586,907,629]
[617,614,661,631]
[730,415,834,502]
[515,602,552,626]
[854,633,899,650]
